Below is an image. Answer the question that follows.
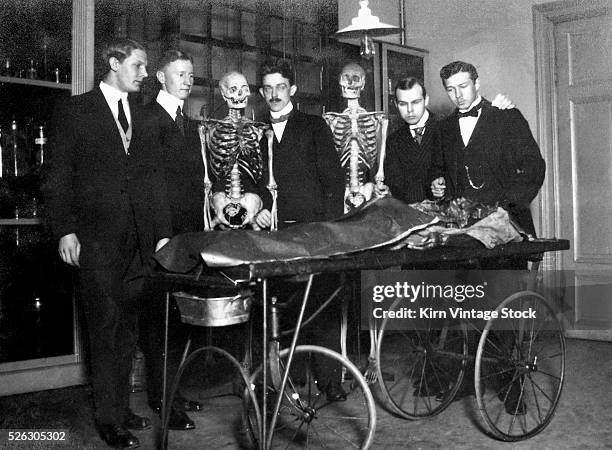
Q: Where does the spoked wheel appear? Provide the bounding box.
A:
[376,298,468,419]
[243,345,376,449]
[475,291,565,441]
[162,346,257,450]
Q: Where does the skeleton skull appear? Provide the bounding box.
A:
[219,72,250,109]
[339,63,366,99]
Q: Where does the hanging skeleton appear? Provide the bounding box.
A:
[199,72,270,230]
[323,63,389,213]
[324,63,390,384]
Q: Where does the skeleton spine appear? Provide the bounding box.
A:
[229,163,242,200]
[349,113,361,192]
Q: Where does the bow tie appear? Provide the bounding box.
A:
[270,113,291,124]
[458,105,481,118]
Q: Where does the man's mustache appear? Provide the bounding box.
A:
[269,98,281,102]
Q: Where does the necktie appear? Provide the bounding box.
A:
[118,99,129,133]
[458,105,481,118]
[412,126,425,144]
[270,113,291,124]
[175,106,185,135]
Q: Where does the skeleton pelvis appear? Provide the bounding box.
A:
[211,191,263,229]
[344,183,374,212]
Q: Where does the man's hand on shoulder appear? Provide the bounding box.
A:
[59,233,80,267]
[492,93,515,110]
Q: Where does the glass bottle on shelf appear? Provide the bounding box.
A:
[8,120,30,177]
[1,58,12,77]
[27,59,37,80]
[34,125,46,169]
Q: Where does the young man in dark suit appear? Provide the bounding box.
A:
[430,60,546,414]
[140,49,204,432]
[42,38,172,448]
[430,60,545,238]
[254,61,344,227]
[383,77,442,203]
[254,60,347,401]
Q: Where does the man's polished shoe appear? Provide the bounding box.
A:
[123,410,151,430]
[324,383,347,402]
[96,423,140,449]
[165,408,195,431]
[173,395,203,412]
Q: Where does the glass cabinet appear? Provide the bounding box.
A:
[0,0,92,396]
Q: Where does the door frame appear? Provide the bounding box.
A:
[533,0,612,341]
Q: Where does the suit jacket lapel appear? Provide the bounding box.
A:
[418,114,435,149]
[155,103,184,151]
[447,112,463,190]
[91,88,126,155]
[399,125,419,155]
[273,110,298,149]
[464,99,492,149]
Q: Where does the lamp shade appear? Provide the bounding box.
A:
[335,0,401,38]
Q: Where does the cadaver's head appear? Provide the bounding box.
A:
[339,63,366,99]
[219,71,250,109]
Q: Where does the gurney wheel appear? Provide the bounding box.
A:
[376,297,468,419]
[161,346,256,450]
[474,291,565,441]
[242,345,376,449]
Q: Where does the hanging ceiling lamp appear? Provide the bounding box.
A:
[335,0,402,59]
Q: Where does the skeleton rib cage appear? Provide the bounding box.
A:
[203,118,266,195]
[324,109,386,185]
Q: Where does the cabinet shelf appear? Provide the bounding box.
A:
[180,33,316,63]
[0,76,71,91]
[0,218,41,226]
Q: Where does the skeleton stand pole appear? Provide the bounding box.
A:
[265,129,278,232]
[364,116,390,383]
[198,125,213,231]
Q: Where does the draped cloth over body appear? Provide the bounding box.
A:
[155,197,436,271]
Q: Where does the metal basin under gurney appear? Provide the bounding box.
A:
[173,288,253,327]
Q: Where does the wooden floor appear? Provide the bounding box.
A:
[0,338,610,449]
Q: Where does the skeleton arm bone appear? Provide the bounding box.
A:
[265,129,278,231]
[374,116,389,188]
[198,124,214,230]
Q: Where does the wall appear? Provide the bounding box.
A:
[339,0,551,129]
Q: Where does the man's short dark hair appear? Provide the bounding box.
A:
[395,77,427,99]
[439,61,479,85]
[260,59,295,86]
[157,49,193,72]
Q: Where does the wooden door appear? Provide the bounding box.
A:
[554,13,612,340]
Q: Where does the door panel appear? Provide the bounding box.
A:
[555,14,612,340]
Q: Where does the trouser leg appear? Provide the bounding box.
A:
[79,268,139,425]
